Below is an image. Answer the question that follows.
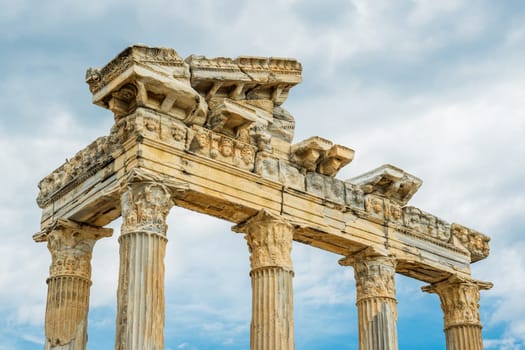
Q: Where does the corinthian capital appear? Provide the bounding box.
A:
[422,276,493,329]
[233,209,294,271]
[339,247,397,300]
[34,219,112,280]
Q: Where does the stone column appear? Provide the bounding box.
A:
[233,209,295,350]
[340,248,398,350]
[422,276,493,350]
[115,179,173,350]
[34,219,112,350]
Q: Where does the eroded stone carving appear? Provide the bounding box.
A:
[233,209,294,271]
[188,125,256,171]
[450,224,490,262]
[422,276,492,329]
[349,164,422,206]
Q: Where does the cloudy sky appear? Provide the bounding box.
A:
[1,0,524,349]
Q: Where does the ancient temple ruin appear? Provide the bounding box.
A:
[35,45,492,350]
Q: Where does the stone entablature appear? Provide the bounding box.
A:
[34,44,492,350]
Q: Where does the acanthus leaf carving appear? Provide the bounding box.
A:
[340,247,396,301]
[232,209,294,271]
[422,276,492,329]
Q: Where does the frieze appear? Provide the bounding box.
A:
[187,125,256,172]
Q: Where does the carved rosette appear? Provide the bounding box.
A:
[34,219,112,349]
[233,209,294,271]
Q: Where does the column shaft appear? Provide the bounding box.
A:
[233,209,295,350]
[115,181,172,350]
[251,267,294,349]
[446,325,483,350]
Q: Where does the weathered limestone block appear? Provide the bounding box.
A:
[422,276,493,350]
[86,45,207,125]
[305,172,326,198]
[450,224,490,262]
[304,172,346,205]
[33,219,112,350]
[340,248,398,350]
[344,182,366,210]
[349,164,422,206]
[278,160,305,191]
[115,172,175,350]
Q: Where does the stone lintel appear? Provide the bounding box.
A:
[33,218,113,243]
[348,164,422,206]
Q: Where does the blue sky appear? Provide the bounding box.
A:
[1,0,524,349]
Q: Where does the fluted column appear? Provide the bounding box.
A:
[115,179,173,350]
[233,209,295,350]
[34,219,112,350]
[422,276,493,350]
[340,248,398,350]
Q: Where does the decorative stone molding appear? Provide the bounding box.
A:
[348,164,422,206]
[34,219,112,349]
